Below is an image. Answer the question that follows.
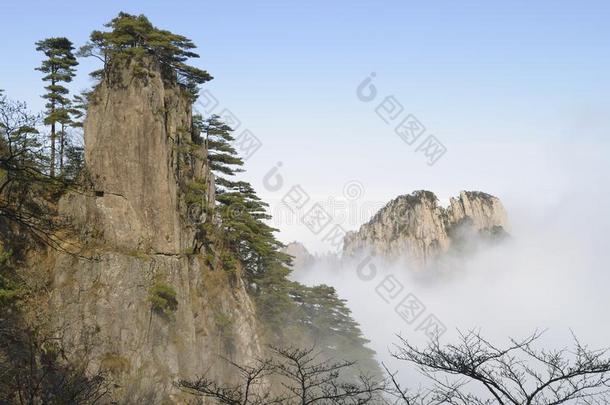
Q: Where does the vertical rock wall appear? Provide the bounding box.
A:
[47,59,262,403]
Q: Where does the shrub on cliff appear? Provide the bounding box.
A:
[148,282,178,316]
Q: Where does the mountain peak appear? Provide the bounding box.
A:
[343,190,508,268]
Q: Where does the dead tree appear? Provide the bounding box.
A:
[177,345,386,404]
[0,92,67,253]
[270,346,384,405]
[386,329,610,405]
[177,357,283,405]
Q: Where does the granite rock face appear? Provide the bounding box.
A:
[51,253,260,403]
[81,59,212,254]
[47,59,262,403]
[282,241,315,270]
[343,190,509,268]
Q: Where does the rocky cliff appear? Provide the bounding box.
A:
[343,190,509,268]
[43,59,262,403]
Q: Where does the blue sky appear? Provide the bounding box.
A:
[2,0,609,250]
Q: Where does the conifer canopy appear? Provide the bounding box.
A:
[80,12,212,97]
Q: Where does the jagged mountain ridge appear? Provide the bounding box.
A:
[343,190,509,268]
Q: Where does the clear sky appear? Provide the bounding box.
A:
[2,0,609,252]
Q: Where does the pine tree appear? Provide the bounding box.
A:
[202,114,243,182]
[78,12,212,99]
[293,284,379,377]
[35,37,78,177]
[0,91,62,248]
[68,92,89,129]
[199,111,379,380]
[58,108,70,174]
[201,114,290,280]
[195,114,290,281]
[56,92,89,181]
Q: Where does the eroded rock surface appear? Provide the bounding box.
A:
[47,59,262,403]
[343,190,508,268]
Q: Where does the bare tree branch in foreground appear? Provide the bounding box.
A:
[386,329,610,405]
[177,345,386,404]
[177,357,283,405]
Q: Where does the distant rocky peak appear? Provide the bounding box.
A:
[343,190,508,269]
[282,241,315,270]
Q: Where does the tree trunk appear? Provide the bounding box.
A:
[50,75,56,178]
[50,123,56,178]
[59,122,65,175]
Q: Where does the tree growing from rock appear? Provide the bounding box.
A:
[0,91,105,398]
[195,115,380,377]
[288,284,380,379]
[198,114,290,281]
[78,12,212,99]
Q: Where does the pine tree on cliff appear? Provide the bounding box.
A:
[290,284,379,376]
[68,92,89,129]
[201,114,243,181]
[35,37,78,178]
[78,12,212,99]
[198,114,290,278]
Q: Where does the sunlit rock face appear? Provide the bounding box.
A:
[82,58,210,254]
[48,59,262,403]
[343,190,509,269]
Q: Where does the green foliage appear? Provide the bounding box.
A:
[483,225,509,241]
[220,251,239,275]
[251,264,295,334]
[185,179,208,205]
[203,115,244,177]
[79,12,212,98]
[254,276,381,378]
[0,91,68,250]
[148,282,178,316]
[0,247,10,264]
[204,252,215,267]
[0,87,107,400]
[35,37,78,177]
[61,141,84,181]
[0,322,110,402]
[198,114,379,375]
[201,115,291,282]
[68,92,90,129]
[35,37,78,115]
[291,284,379,375]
